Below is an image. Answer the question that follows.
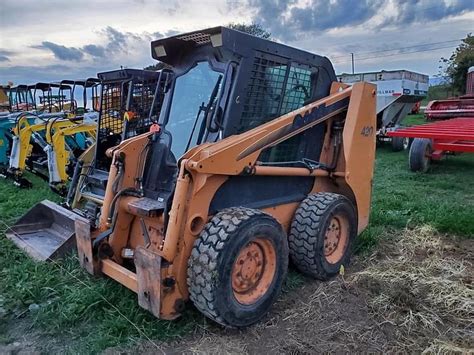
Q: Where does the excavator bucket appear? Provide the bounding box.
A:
[5,200,86,261]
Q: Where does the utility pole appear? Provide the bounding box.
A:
[351,53,355,74]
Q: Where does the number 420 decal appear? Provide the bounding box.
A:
[360,126,374,137]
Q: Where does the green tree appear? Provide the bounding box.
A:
[440,34,474,94]
[227,23,272,39]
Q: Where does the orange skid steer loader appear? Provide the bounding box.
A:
[74,27,376,327]
[5,27,376,326]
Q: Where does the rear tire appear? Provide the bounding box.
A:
[289,193,356,280]
[409,138,432,172]
[188,207,288,327]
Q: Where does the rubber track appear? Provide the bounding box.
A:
[288,192,344,280]
[187,207,264,326]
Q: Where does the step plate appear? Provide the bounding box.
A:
[127,197,165,217]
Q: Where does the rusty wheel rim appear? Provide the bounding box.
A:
[403,137,409,150]
[424,144,432,159]
[231,238,276,305]
[324,215,349,264]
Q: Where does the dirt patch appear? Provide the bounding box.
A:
[104,275,388,355]
[352,226,474,353]
[3,227,473,354]
[0,315,78,355]
[107,226,473,354]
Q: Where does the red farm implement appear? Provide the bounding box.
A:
[388,117,474,172]
[424,97,474,120]
[388,66,474,172]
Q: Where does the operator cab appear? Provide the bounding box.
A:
[59,78,101,115]
[152,26,336,164]
[8,85,35,112]
[138,27,338,211]
[75,69,170,213]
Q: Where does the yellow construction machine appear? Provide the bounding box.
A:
[66,69,168,212]
[0,84,11,112]
[9,27,376,327]
[6,70,168,260]
[7,80,100,191]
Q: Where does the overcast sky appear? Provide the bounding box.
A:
[0,0,473,84]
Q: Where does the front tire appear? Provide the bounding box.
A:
[289,193,357,280]
[187,207,288,327]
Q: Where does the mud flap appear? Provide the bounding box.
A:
[5,200,87,261]
[134,246,162,318]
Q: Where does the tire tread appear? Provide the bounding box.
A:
[187,207,265,326]
[288,193,352,280]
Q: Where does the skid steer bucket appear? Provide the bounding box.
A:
[5,200,86,261]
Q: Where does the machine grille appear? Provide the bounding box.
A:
[239,54,316,162]
[123,74,165,139]
[176,32,211,45]
[99,82,125,136]
[95,72,167,169]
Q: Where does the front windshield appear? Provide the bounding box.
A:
[165,61,223,157]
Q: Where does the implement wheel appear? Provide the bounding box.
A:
[409,138,432,172]
[187,207,288,327]
[289,193,356,280]
[391,136,410,152]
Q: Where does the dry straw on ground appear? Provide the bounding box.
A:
[351,226,473,353]
[101,226,474,354]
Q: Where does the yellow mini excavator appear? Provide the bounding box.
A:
[8,27,376,327]
[7,80,100,191]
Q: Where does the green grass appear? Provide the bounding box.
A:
[0,174,203,353]
[356,145,474,252]
[401,113,426,127]
[1,132,473,353]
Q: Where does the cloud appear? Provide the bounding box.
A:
[102,26,129,53]
[0,49,15,62]
[247,0,295,38]
[246,0,474,40]
[289,0,381,31]
[164,29,180,37]
[246,0,380,39]
[151,31,165,39]
[30,26,150,62]
[0,49,15,56]
[380,0,474,27]
[32,41,84,61]
[0,64,112,84]
[92,26,147,55]
[82,44,106,58]
[0,64,80,84]
[151,29,180,39]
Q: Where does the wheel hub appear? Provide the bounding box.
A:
[324,217,341,256]
[232,242,264,293]
[403,137,409,150]
[324,215,349,264]
[231,238,277,305]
